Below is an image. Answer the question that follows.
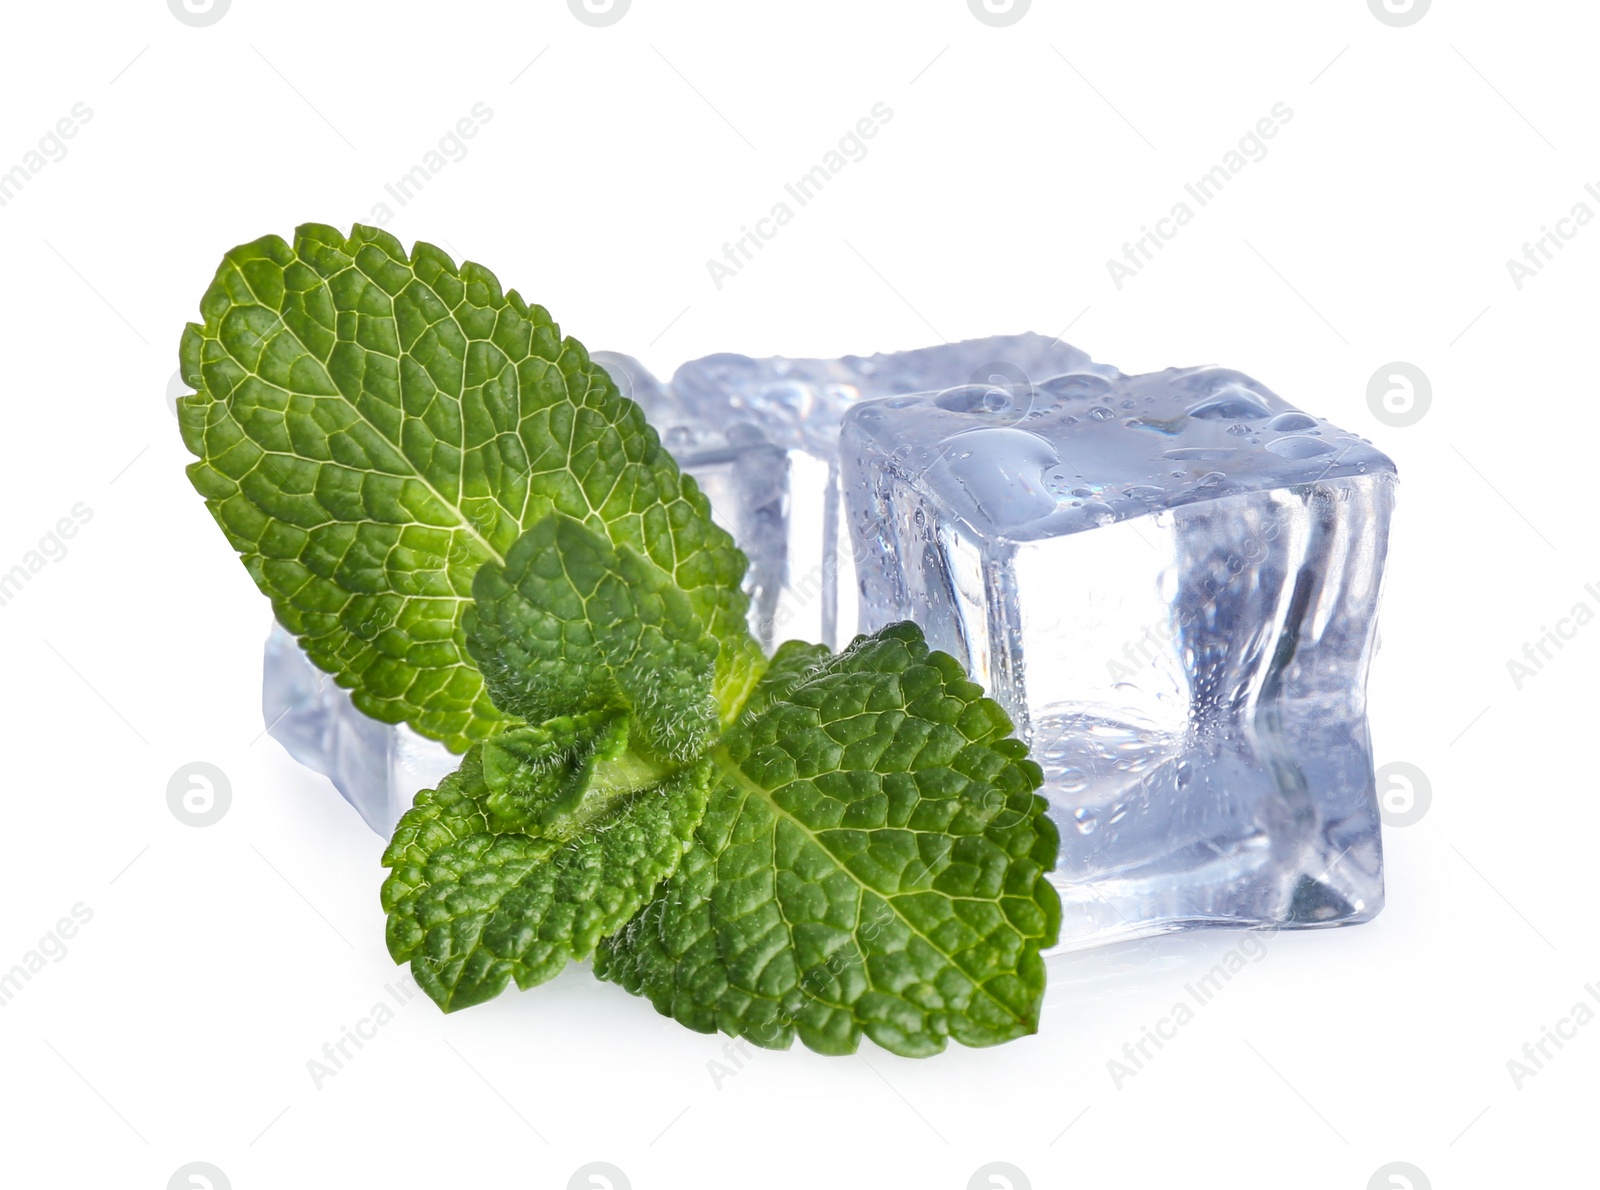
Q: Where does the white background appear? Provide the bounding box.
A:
[0,1,1592,1187]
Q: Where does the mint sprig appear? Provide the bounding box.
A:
[180,224,1060,1057]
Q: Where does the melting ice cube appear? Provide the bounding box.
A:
[842,360,1397,949]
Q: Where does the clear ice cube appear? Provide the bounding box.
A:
[263,623,457,835]
[842,362,1396,949]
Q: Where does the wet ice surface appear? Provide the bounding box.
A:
[263,336,1395,954]
[843,360,1396,948]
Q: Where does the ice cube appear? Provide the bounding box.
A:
[842,362,1396,949]
[263,623,458,835]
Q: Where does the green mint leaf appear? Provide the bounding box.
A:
[466,514,722,761]
[382,732,711,1010]
[732,638,832,717]
[179,226,1062,1050]
[477,712,634,831]
[595,623,1062,1057]
[178,223,758,751]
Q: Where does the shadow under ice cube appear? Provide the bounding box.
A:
[842,362,1397,950]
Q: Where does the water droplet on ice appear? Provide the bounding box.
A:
[1190,386,1272,420]
[1037,373,1112,400]
[935,426,1061,526]
[1058,766,1089,792]
[1265,435,1335,458]
[935,384,1013,414]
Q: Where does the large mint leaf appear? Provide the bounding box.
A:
[382,731,711,1011]
[595,624,1062,1058]
[178,223,759,750]
[467,515,722,762]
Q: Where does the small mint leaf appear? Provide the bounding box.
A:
[382,740,711,1011]
[466,514,722,762]
[478,712,635,832]
[595,622,1062,1058]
